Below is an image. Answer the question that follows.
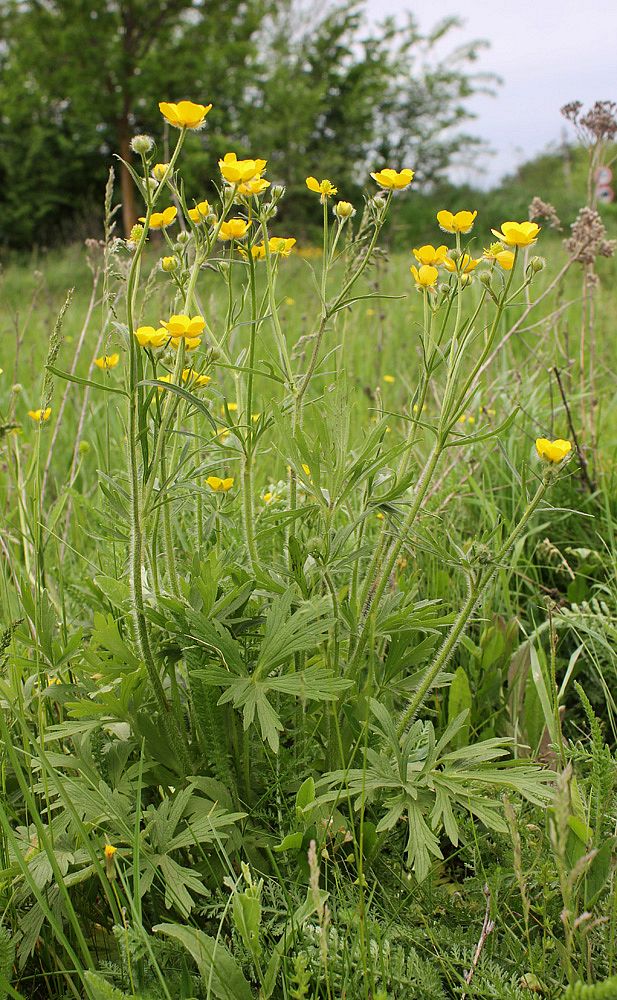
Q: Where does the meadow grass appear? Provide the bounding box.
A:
[0,136,616,1000]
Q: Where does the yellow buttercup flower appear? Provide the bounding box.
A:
[370,167,414,190]
[94,354,120,370]
[238,177,270,196]
[160,315,205,338]
[134,326,168,349]
[443,253,481,275]
[383,375,395,384]
[161,256,178,272]
[412,245,448,266]
[483,243,515,270]
[206,476,234,492]
[182,368,211,388]
[221,402,238,415]
[170,335,201,352]
[263,491,273,504]
[141,206,177,230]
[301,463,311,477]
[306,177,338,198]
[159,100,212,129]
[491,221,541,247]
[157,373,172,392]
[219,152,267,184]
[410,264,439,289]
[269,237,296,256]
[188,200,211,224]
[535,438,572,463]
[104,844,117,860]
[437,210,477,234]
[152,163,169,182]
[28,407,51,422]
[218,218,250,241]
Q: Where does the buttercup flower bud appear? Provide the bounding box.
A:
[161,256,178,272]
[130,134,154,155]
[478,271,492,287]
[11,383,22,394]
[152,162,169,182]
[334,200,355,220]
[530,256,545,272]
[270,184,285,201]
[78,440,91,454]
[176,231,190,246]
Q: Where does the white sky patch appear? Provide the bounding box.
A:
[365,0,617,186]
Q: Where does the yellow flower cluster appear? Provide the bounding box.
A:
[243,237,296,260]
[134,315,205,352]
[94,354,120,370]
[207,476,234,492]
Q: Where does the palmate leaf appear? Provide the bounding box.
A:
[254,590,333,675]
[318,698,553,879]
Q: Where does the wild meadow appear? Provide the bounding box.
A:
[0,97,616,1000]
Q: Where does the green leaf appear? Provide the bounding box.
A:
[83,971,134,999]
[154,923,253,1000]
[447,668,472,748]
[296,776,316,816]
[273,831,305,853]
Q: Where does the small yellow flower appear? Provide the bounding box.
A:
[483,243,515,270]
[159,100,212,129]
[269,237,296,256]
[218,218,250,241]
[370,168,414,190]
[152,163,169,182]
[383,375,395,384]
[437,210,477,234]
[160,315,205,338]
[141,206,177,230]
[443,253,481,275]
[220,402,238,414]
[376,512,385,520]
[535,438,572,463]
[285,297,295,306]
[157,373,172,392]
[491,221,540,248]
[28,408,51,422]
[219,152,267,184]
[238,177,270,196]
[134,326,168,349]
[410,264,439,289]
[188,200,211,224]
[182,368,211,388]
[128,223,145,245]
[170,335,201,352]
[263,491,273,504]
[412,245,448,266]
[306,177,338,198]
[94,353,120,370]
[206,476,234,492]
[161,255,178,272]
[104,844,117,860]
[301,463,311,477]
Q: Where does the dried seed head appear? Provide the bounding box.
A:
[564,206,617,265]
[528,197,561,230]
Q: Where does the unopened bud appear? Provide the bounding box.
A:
[478,271,492,287]
[130,134,154,156]
[11,383,22,394]
[78,440,91,454]
[161,256,178,272]
[176,231,190,246]
[530,256,545,272]
[334,200,355,220]
[270,184,285,201]
[152,162,169,182]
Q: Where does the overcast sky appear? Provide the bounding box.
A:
[365,0,617,186]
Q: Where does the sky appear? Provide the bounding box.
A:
[365,0,617,186]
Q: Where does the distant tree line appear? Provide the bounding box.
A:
[0,0,496,249]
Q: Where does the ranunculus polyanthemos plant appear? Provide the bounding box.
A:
[109,99,570,869]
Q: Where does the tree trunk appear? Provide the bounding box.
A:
[118,118,137,237]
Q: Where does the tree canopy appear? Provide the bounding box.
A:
[0,0,494,247]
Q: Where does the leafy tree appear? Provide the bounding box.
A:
[0,0,493,247]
